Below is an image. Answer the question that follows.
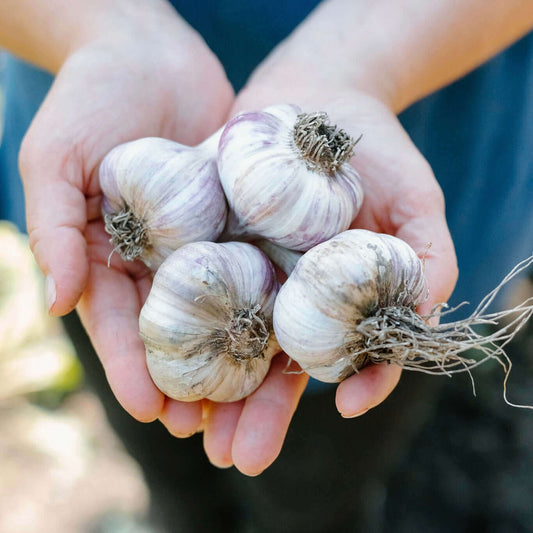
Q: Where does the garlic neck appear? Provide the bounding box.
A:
[292,112,361,174]
[255,239,302,277]
[104,206,150,262]
[224,305,270,362]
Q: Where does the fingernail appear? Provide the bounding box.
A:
[243,469,264,477]
[341,407,370,419]
[208,456,235,470]
[174,431,197,439]
[45,275,56,312]
[213,462,234,471]
[166,424,201,439]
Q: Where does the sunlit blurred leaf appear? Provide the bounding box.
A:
[0,221,83,399]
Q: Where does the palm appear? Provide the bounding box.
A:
[322,94,458,413]
[324,94,458,309]
[231,87,457,424]
[20,40,310,476]
[20,42,242,443]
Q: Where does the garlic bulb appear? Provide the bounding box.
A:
[274,230,533,409]
[139,241,281,402]
[99,134,227,270]
[273,229,428,382]
[218,104,364,251]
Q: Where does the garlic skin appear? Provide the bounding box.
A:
[273,230,428,383]
[139,241,280,402]
[218,104,364,251]
[99,134,227,270]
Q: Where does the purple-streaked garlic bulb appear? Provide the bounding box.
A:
[274,230,533,409]
[139,241,280,402]
[99,134,227,270]
[217,104,364,251]
[273,229,428,382]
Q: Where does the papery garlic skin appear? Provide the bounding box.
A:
[99,135,227,270]
[218,104,364,251]
[139,241,280,402]
[273,230,428,382]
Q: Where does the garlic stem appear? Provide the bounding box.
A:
[255,239,302,276]
[224,304,270,362]
[197,125,224,155]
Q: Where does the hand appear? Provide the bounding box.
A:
[209,36,458,464]
[18,11,246,453]
[18,9,308,478]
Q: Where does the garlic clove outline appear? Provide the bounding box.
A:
[99,133,227,270]
[139,241,281,402]
[273,229,428,382]
[217,104,364,251]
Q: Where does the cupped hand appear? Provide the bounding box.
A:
[18,13,242,453]
[19,4,457,476]
[224,49,458,450]
[18,11,308,477]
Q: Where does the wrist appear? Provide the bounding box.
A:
[250,0,533,115]
[241,1,403,113]
[64,1,199,69]
[0,0,200,74]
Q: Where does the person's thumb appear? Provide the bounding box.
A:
[19,110,90,316]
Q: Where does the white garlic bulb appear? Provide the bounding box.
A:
[99,134,227,270]
[139,241,281,402]
[273,229,428,382]
[218,104,364,251]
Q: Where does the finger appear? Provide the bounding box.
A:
[203,400,245,468]
[18,79,96,317]
[335,363,402,417]
[22,175,90,317]
[232,355,308,476]
[160,398,204,438]
[76,229,164,422]
[77,261,164,421]
[396,213,458,317]
[87,194,103,222]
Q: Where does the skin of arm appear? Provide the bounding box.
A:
[0,0,186,73]
[242,0,533,112]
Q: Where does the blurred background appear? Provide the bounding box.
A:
[0,221,160,533]
[0,51,159,533]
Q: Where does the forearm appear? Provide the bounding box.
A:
[275,0,533,112]
[0,0,188,73]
